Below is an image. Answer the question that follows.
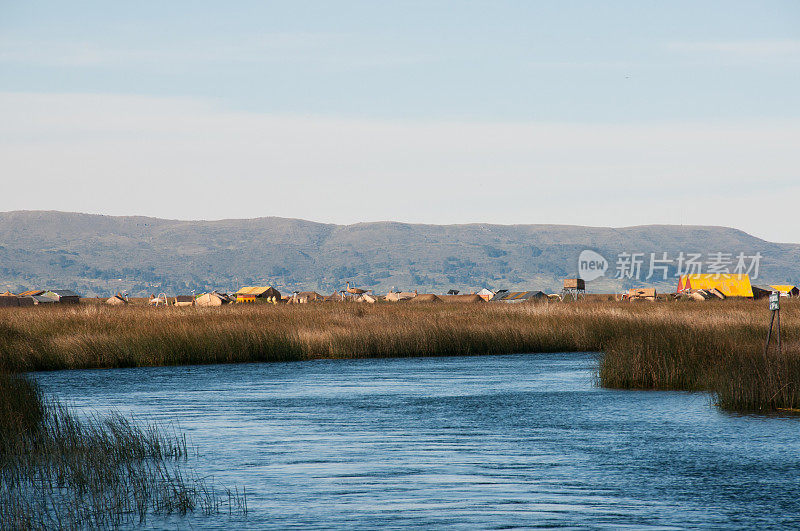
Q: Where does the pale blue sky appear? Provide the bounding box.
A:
[1,1,799,240]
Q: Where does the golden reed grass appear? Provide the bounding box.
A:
[1,299,798,412]
[0,373,247,529]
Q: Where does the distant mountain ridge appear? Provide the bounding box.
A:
[1,210,798,297]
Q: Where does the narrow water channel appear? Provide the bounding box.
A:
[33,352,800,529]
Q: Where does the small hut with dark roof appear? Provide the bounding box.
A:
[491,291,548,303]
[44,290,81,304]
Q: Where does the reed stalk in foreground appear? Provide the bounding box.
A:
[0,300,797,411]
[0,373,247,529]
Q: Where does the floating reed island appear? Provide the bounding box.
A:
[0,300,797,412]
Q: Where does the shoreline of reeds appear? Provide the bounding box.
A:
[1,300,797,412]
[0,372,247,528]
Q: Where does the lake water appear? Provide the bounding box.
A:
[33,353,800,529]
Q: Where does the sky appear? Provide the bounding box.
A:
[1,1,799,242]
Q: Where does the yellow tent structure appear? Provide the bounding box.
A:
[677,274,753,298]
[771,285,799,297]
[234,286,281,303]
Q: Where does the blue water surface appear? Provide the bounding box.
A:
[33,353,800,529]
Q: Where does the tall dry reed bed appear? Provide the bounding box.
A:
[0,300,797,411]
[0,373,246,529]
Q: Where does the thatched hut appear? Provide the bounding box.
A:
[385,291,416,302]
[106,294,128,305]
[289,291,325,304]
[196,292,231,307]
[687,290,711,301]
[626,288,657,302]
[174,295,195,307]
[440,294,485,303]
[408,294,442,303]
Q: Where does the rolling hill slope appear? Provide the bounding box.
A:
[1,211,798,296]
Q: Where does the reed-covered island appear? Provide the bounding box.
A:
[1,300,797,412]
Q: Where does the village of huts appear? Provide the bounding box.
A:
[1,274,797,309]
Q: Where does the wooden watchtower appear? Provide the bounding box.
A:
[562,278,586,300]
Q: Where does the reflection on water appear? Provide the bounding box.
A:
[34,353,800,529]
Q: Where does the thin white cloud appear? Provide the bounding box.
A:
[666,39,800,60]
[0,92,799,242]
[0,33,438,69]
